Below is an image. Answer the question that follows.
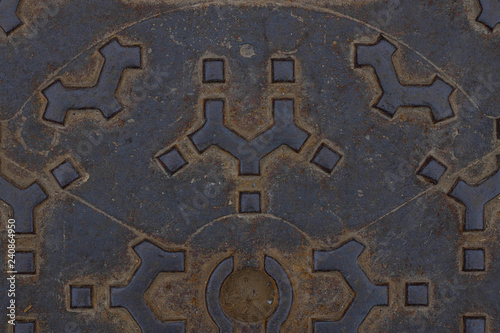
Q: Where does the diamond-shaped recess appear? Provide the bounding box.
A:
[51,160,80,188]
[157,147,188,175]
[417,156,447,184]
[311,144,342,174]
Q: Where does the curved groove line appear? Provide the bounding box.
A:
[5,0,481,129]
[347,146,500,242]
[187,213,316,246]
[206,256,234,333]
[2,1,494,249]
[265,256,293,333]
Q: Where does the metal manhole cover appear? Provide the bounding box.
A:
[0,0,499,332]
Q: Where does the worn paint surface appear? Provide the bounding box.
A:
[0,0,499,332]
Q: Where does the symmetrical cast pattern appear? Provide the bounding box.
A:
[42,39,141,125]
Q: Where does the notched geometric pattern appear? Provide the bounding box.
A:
[42,38,142,125]
[448,155,500,231]
[313,240,388,332]
[190,99,309,175]
[477,0,500,29]
[0,176,47,233]
[110,241,185,332]
[0,0,21,34]
[355,36,455,123]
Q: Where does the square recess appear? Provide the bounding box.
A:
[463,316,486,333]
[463,248,485,271]
[272,59,295,82]
[203,59,225,83]
[417,156,447,184]
[51,160,80,188]
[13,321,36,333]
[239,192,261,213]
[70,286,93,309]
[16,252,35,274]
[311,144,342,173]
[158,147,187,175]
[406,283,429,306]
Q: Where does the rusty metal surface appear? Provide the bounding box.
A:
[0,0,499,332]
